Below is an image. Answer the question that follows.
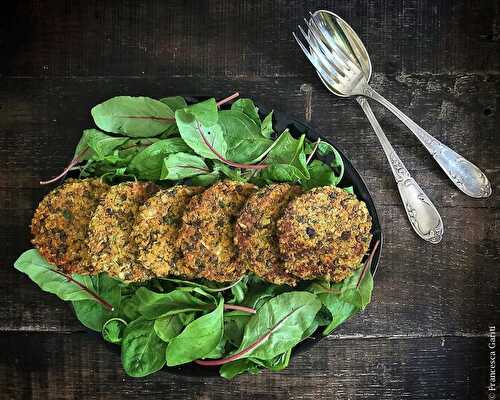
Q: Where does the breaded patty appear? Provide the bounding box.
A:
[176,180,257,282]
[31,178,109,274]
[87,181,158,282]
[277,186,372,282]
[132,185,204,278]
[235,184,302,286]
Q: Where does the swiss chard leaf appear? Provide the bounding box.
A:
[135,287,211,319]
[159,96,188,112]
[220,359,261,379]
[160,152,209,180]
[308,267,374,335]
[260,130,310,182]
[74,129,129,160]
[260,111,274,139]
[230,99,261,127]
[236,292,321,360]
[127,137,191,180]
[91,96,175,137]
[166,300,224,366]
[121,317,167,377]
[153,314,186,343]
[218,110,273,163]
[14,249,107,303]
[175,108,227,160]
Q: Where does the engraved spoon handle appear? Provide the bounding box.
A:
[356,97,443,243]
[363,85,491,198]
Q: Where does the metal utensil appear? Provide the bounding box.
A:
[294,12,444,243]
[302,10,491,199]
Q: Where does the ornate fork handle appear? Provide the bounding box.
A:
[357,97,443,243]
[363,85,491,198]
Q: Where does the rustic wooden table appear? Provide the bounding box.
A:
[1,1,499,399]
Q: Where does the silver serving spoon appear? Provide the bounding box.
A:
[294,11,444,243]
[303,10,491,199]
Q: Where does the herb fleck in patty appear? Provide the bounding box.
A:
[177,180,257,282]
[235,184,302,286]
[31,178,109,274]
[277,186,372,282]
[87,181,158,282]
[132,185,204,278]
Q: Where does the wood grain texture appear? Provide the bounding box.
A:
[0,333,492,400]
[1,0,499,399]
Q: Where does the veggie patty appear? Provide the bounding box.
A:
[176,180,258,282]
[235,184,302,286]
[31,178,109,274]
[277,186,372,282]
[87,181,158,282]
[132,185,204,277]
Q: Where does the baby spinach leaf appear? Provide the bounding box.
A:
[160,152,209,180]
[176,109,227,160]
[251,348,292,371]
[14,249,111,304]
[303,159,341,190]
[121,317,167,377]
[260,130,310,182]
[120,294,142,321]
[75,129,129,160]
[224,313,251,347]
[236,291,321,360]
[136,288,210,319]
[203,337,227,359]
[166,300,224,366]
[231,99,261,127]
[314,141,344,183]
[188,171,220,186]
[127,138,191,180]
[212,161,245,182]
[260,111,274,138]
[218,110,273,163]
[309,267,374,335]
[102,318,127,344]
[220,359,261,379]
[72,274,122,332]
[154,314,185,343]
[91,96,175,137]
[159,96,188,112]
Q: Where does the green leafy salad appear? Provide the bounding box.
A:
[14,93,378,379]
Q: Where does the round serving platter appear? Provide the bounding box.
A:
[82,96,383,377]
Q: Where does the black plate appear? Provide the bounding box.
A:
[97,97,383,377]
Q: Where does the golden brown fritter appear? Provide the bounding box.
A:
[277,186,372,282]
[132,185,204,278]
[235,184,302,286]
[31,178,109,274]
[176,180,257,282]
[87,181,158,282]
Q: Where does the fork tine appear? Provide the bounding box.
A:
[304,18,351,70]
[293,31,340,86]
[304,19,351,73]
[308,13,358,68]
[297,24,344,78]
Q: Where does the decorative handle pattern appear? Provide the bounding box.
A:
[357,97,444,243]
[364,85,491,198]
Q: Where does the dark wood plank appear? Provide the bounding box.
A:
[2,0,499,78]
[0,332,490,400]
